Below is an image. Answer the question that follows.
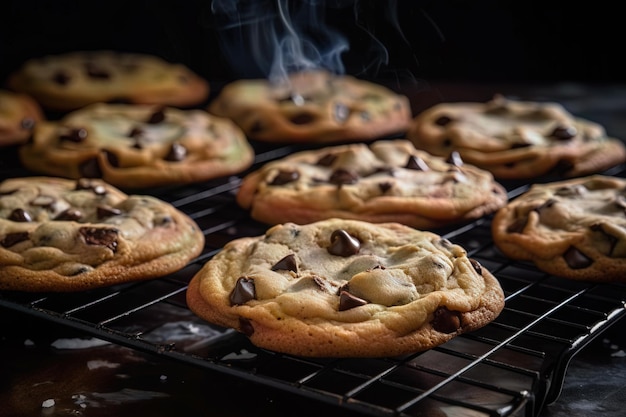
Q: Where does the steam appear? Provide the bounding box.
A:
[209,0,351,82]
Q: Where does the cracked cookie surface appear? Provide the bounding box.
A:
[236,139,508,229]
[187,218,505,357]
[208,70,412,143]
[492,175,626,282]
[0,176,204,292]
[407,95,626,180]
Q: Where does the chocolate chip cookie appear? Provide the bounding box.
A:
[236,139,508,229]
[6,50,209,111]
[19,103,255,189]
[208,70,412,143]
[0,89,44,147]
[0,176,204,292]
[407,95,626,180]
[492,175,626,282]
[186,218,505,357]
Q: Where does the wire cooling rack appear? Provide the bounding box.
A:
[1,142,625,417]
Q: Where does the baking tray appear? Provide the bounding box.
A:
[1,140,625,417]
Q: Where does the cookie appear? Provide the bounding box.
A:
[18,103,255,189]
[492,175,626,282]
[0,89,44,147]
[0,176,204,292]
[186,218,505,357]
[6,50,209,111]
[208,70,412,143]
[407,95,626,180]
[236,139,508,229]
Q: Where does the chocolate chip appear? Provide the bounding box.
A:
[378,182,392,193]
[550,125,577,140]
[334,103,350,123]
[270,170,299,185]
[446,151,463,167]
[20,117,35,130]
[128,127,144,138]
[55,208,83,221]
[229,277,256,305]
[289,113,315,125]
[97,205,122,219]
[328,229,360,257]
[60,128,88,143]
[316,153,337,167]
[104,150,119,167]
[435,115,453,126]
[1,231,29,247]
[147,108,166,124]
[9,208,32,222]
[85,63,110,79]
[52,71,71,85]
[79,227,118,252]
[238,318,254,336]
[405,155,430,171]
[79,158,102,178]
[563,246,592,269]
[338,290,368,311]
[165,143,187,161]
[271,254,298,273]
[431,307,461,333]
[329,168,359,185]
[469,259,483,275]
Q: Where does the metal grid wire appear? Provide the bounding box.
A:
[1,143,625,417]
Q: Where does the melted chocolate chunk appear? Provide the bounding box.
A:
[563,246,593,269]
[1,231,30,247]
[97,205,122,219]
[316,153,337,167]
[435,115,453,126]
[270,170,299,185]
[238,317,254,336]
[229,277,256,305]
[446,151,463,167]
[469,259,483,275]
[329,168,359,185]
[128,127,144,138]
[85,63,110,79]
[338,290,368,311]
[79,227,118,252]
[271,254,298,273]
[79,158,102,178]
[104,150,119,167]
[289,113,315,125]
[165,143,187,161]
[21,117,36,130]
[550,125,577,140]
[52,71,71,85]
[431,307,461,333]
[147,108,166,124]
[55,208,83,221]
[60,128,88,143]
[9,208,32,222]
[378,182,392,193]
[328,229,360,257]
[405,155,429,171]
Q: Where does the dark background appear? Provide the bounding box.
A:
[1,0,624,87]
